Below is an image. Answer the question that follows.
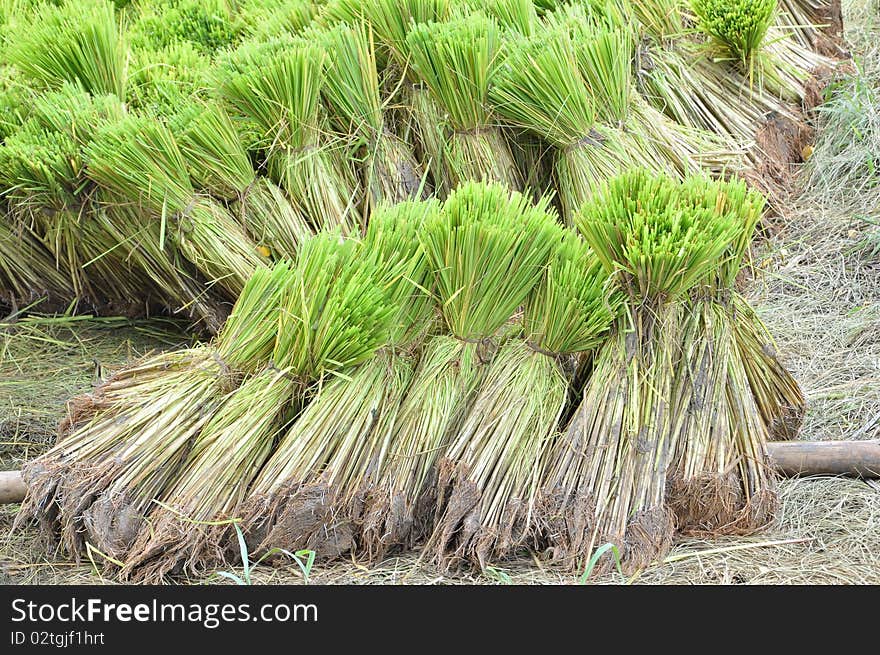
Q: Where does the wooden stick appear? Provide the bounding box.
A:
[766,440,880,478]
[0,440,878,505]
[0,470,26,505]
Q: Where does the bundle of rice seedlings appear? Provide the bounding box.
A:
[127,0,242,54]
[0,85,141,307]
[324,0,451,194]
[364,182,560,562]
[125,232,395,581]
[665,176,780,535]
[15,263,293,559]
[86,114,264,300]
[127,41,212,117]
[489,25,631,222]
[428,229,620,569]
[216,37,360,232]
[405,13,521,190]
[541,168,739,573]
[245,200,439,559]
[0,217,76,309]
[471,0,539,35]
[0,65,27,142]
[319,21,428,210]
[691,0,778,75]
[236,0,317,41]
[173,102,311,258]
[5,0,127,96]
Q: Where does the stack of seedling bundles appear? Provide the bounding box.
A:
[121,231,396,581]
[16,261,294,559]
[355,182,560,561]
[240,199,437,558]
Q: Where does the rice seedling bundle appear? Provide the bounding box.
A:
[325,0,451,194]
[216,37,361,232]
[664,176,780,535]
[15,263,294,561]
[541,168,740,572]
[405,13,521,190]
[392,181,557,565]
[245,200,439,559]
[127,0,242,55]
[119,231,394,581]
[489,25,632,222]
[127,41,212,117]
[692,0,778,72]
[427,229,620,569]
[4,0,127,97]
[85,114,264,300]
[172,102,311,258]
[319,21,428,209]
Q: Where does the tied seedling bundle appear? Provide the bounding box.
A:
[127,41,211,118]
[540,168,740,573]
[244,200,438,559]
[15,261,292,560]
[4,0,127,97]
[325,0,451,195]
[358,181,559,561]
[216,36,360,232]
[666,176,804,534]
[173,102,311,259]
[404,181,559,563]
[0,84,149,309]
[546,3,733,179]
[86,114,264,303]
[489,23,631,222]
[124,232,395,582]
[405,12,521,190]
[318,20,428,209]
[429,229,620,570]
[127,0,242,56]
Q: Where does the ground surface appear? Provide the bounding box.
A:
[1,2,878,585]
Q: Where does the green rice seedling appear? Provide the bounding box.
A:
[665,176,780,535]
[406,13,521,190]
[86,114,264,300]
[122,232,395,581]
[172,102,312,258]
[5,0,127,96]
[319,21,428,210]
[489,25,632,222]
[542,168,740,573]
[472,0,539,35]
[691,0,777,71]
[172,102,256,203]
[325,0,451,194]
[14,263,296,561]
[235,0,317,41]
[427,229,620,569]
[127,41,211,117]
[383,181,559,562]
[127,0,241,54]
[216,37,361,232]
[250,200,439,559]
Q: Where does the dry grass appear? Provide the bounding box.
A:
[2,0,879,586]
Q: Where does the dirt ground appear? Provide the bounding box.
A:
[1,2,878,585]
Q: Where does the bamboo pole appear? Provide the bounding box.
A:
[0,440,878,505]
